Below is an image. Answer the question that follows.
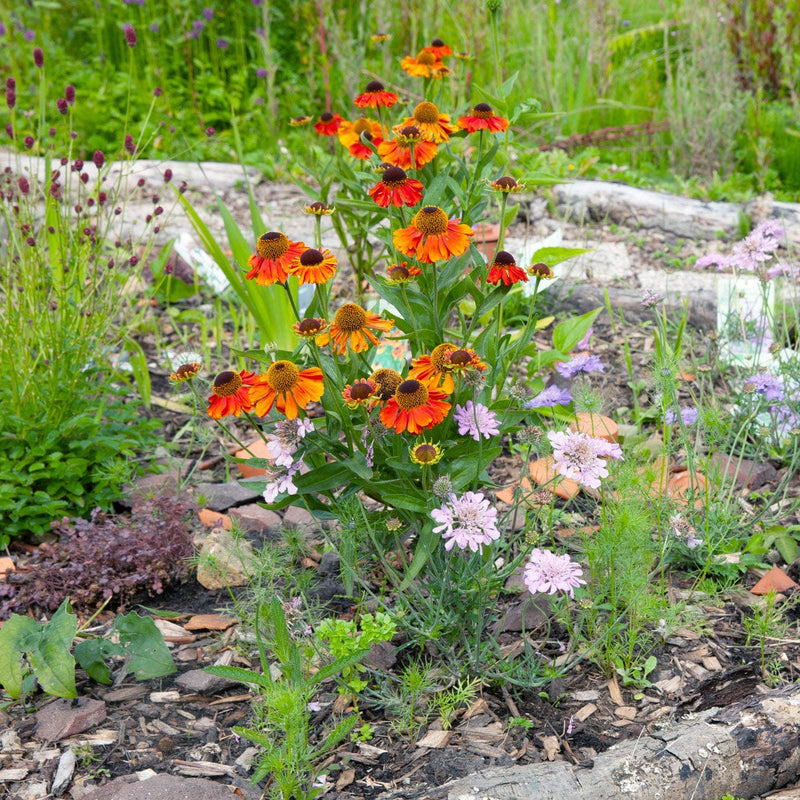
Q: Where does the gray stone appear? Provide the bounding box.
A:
[175,669,238,694]
[318,551,341,578]
[281,505,317,530]
[556,241,634,284]
[194,481,260,511]
[492,596,551,634]
[551,179,743,240]
[78,773,243,800]
[195,529,256,590]
[228,504,282,536]
[35,698,107,742]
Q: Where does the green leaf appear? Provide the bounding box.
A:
[113,613,176,680]
[204,664,272,690]
[531,246,592,267]
[552,308,602,354]
[124,337,151,408]
[0,615,39,698]
[74,638,122,685]
[22,600,78,698]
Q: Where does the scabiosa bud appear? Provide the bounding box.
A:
[5,122,12,139]
[123,25,137,47]
[33,48,44,68]
[129,255,139,266]
[93,150,105,168]
[65,85,75,105]
[17,177,29,195]
[48,127,56,137]
[163,168,172,183]
[432,474,453,499]
[154,206,163,215]
[23,136,34,149]
[26,236,36,246]
[124,133,135,154]
[153,86,162,97]
[137,178,145,187]
[57,97,68,115]
[80,172,89,184]
[205,126,215,137]
[5,89,15,109]
[5,78,15,91]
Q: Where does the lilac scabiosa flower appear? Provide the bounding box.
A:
[745,372,784,402]
[696,220,784,273]
[548,430,623,489]
[640,289,661,308]
[555,353,606,379]
[523,548,586,598]
[216,38,228,49]
[149,23,160,33]
[664,406,699,426]
[256,67,268,78]
[525,385,573,409]
[26,29,36,43]
[453,401,500,441]
[202,7,214,20]
[670,514,701,549]
[431,492,501,553]
[263,463,301,503]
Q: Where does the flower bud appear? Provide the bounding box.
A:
[123,25,137,47]
[65,85,75,105]
[33,48,44,68]
[93,150,105,168]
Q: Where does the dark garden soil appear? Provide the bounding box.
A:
[2,195,800,800]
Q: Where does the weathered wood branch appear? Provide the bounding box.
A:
[429,683,800,800]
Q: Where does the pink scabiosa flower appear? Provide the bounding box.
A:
[453,401,500,441]
[696,220,784,273]
[548,430,623,489]
[431,492,501,553]
[523,548,586,598]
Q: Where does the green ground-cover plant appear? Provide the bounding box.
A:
[3,1,800,198]
[0,599,175,701]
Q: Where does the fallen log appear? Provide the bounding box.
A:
[439,682,800,800]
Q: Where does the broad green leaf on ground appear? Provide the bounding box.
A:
[114,612,176,680]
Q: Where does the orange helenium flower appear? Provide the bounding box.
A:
[317,303,395,355]
[338,117,383,149]
[250,361,324,419]
[458,102,509,133]
[246,231,306,286]
[490,175,525,193]
[528,262,555,279]
[287,248,337,285]
[354,80,398,109]
[377,128,438,169]
[207,370,256,419]
[368,166,424,208]
[442,347,488,375]
[314,112,343,136]
[401,102,456,143]
[289,115,311,127]
[409,343,458,394]
[386,262,422,283]
[401,49,446,78]
[393,205,473,263]
[486,251,529,286]
[342,379,379,407]
[380,378,450,434]
[369,368,403,402]
[293,317,328,338]
[424,38,452,58]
